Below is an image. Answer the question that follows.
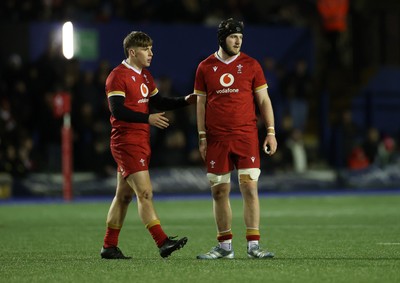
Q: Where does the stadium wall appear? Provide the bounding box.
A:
[28,21,314,95]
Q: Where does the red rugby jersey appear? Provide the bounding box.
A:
[194,52,268,141]
[106,60,158,143]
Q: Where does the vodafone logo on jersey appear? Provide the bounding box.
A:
[220,73,234,87]
[140,83,149,97]
[216,73,239,94]
[138,83,149,103]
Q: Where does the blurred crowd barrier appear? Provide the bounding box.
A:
[3,161,399,200]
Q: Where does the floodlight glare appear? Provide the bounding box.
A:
[62,21,74,59]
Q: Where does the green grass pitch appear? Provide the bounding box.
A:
[1,193,399,283]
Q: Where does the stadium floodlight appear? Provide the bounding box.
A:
[62,21,74,59]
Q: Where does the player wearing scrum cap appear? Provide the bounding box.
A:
[193,18,277,259]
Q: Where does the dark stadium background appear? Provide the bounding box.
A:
[0,0,399,199]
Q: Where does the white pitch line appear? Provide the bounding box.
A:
[377,242,400,245]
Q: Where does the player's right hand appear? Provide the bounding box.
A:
[149,112,169,129]
[199,139,207,161]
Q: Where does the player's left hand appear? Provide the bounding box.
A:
[263,135,277,156]
[185,93,198,105]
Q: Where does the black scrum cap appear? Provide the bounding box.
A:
[217,18,244,46]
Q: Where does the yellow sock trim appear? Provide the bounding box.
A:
[246,228,260,236]
[107,223,122,229]
[217,229,232,237]
[145,219,161,229]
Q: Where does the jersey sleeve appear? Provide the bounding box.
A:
[193,63,207,96]
[252,60,268,93]
[106,70,126,98]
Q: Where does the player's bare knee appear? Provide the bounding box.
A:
[137,189,153,201]
[207,173,231,200]
[240,185,258,201]
[238,168,260,184]
[121,194,133,204]
[115,191,133,204]
[211,186,229,201]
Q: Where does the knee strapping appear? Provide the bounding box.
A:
[207,173,231,187]
[238,168,261,184]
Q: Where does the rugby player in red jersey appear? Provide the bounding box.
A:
[100,31,195,259]
[194,18,277,259]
